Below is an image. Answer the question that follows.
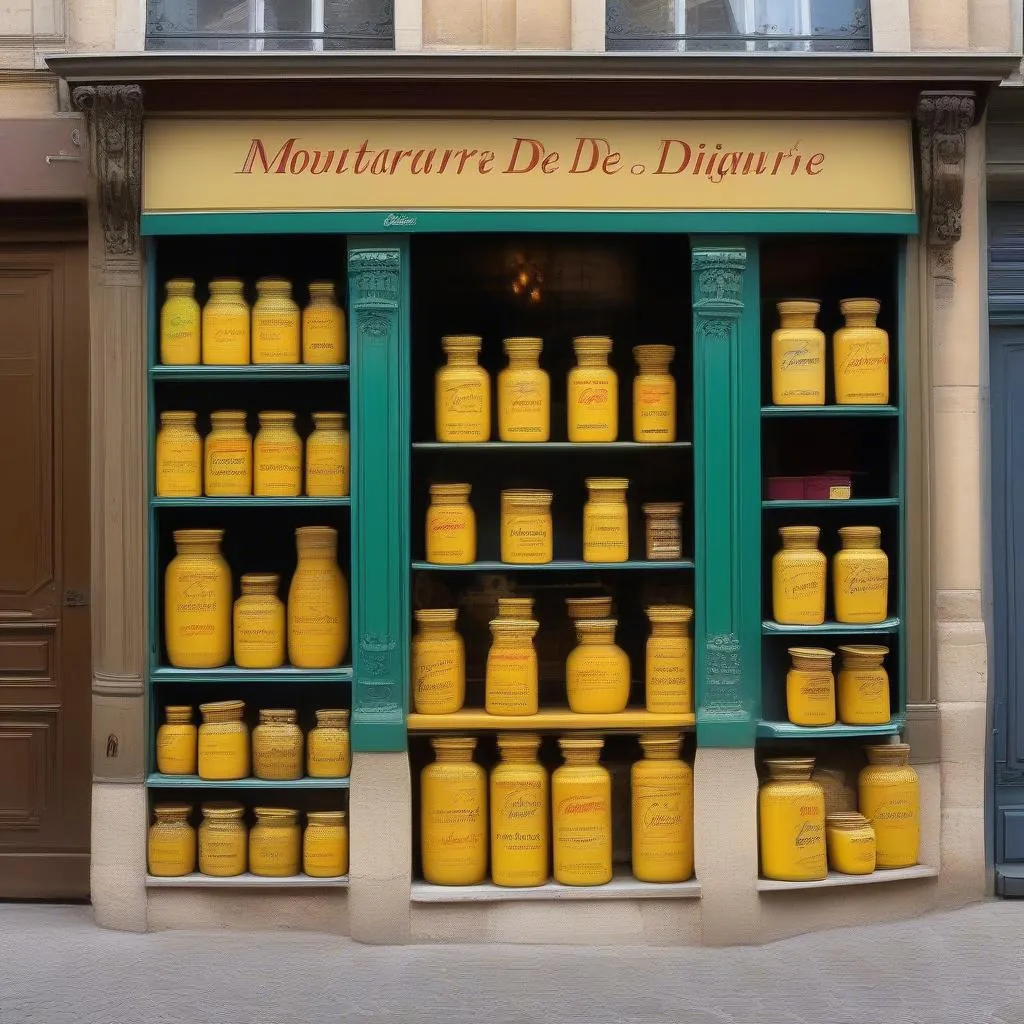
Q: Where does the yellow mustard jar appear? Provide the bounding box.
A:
[553,734,612,886]
[566,617,630,714]
[633,344,676,442]
[198,802,247,877]
[771,300,825,405]
[198,700,249,781]
[858,743,919,869]
[288,525,349,669]
[306,412,350,497]
[497,336,549,442]
[304,810,349,877]
[497,596,534,620]
[252,277,300,364]
[147,804,196,877]
[631,731,694,883]
[412,609,465,715]
[786,647,836,727]
[491,732,548,887]
[837,645,891,725]
[233,573,285,670]
[307,708,350,777]
[302,281,346,365]
[833,525,889,624]
[420,736,487,885]
[758,757,827,882]
[156,705,197,776]
[435,334,490,442]
[501,489,553,564]
[252,708,303,781]
[253,411,302,497]
[204,410,252,497]
[583,477,629,563]
[486,617,539,716]
[160,278,201,364]
[425,483,476,564]
[834,298,889,405]
[202,278,250,365]
[155,411,202,497]
[645,605,694,715]
[249,807,301,877]
[164,528,232,669]
[825,812,876,875]
[772,525,827,625]
[565,595,613,620]
[568,335,618,442]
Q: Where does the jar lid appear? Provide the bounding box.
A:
[503,336,543,354]
[164,704,193,721]
[165,277,195,290]
[573,335,612,353]
[787,646,835,662]
[199,699,245,718]
[258,708,297,723]
[256,277,291,291]
[431,735,477,754]
[764,757,815,780]
[295,525,337,546]
[429,482,471,497]
[502,489,553,507]
[312,411,347,424]
[441,335,482,352]
[315,708,350,723]
[209,278,244,291]
[173,528,225,545]
[258,410,296,423]
[776,299,820,315]
[646,604,693,624]
[558,734,604,753]
[633,343,675,366]
[826,812,872,829]
[496,597,533,617]
[642,501,683,515]
[308,281,336,295]
[574,616,618,636]
[497,731,542,750]
[201,802,245,820]
[210,409,247,422]
[639,730,682,752]
[153,803,192,820]
[240,572,279,590]
[864,742,911,764]
[838,644,889,660]
[839,297,881,315]
[565,596,613,619]
[778,525,820,540]
[160,410,197,423]
[838,525,882,540]
[585,477,629,491]
[490,616,539,636]
[415,608,458,625]
[253,807,299,821]
[307,810,347,825]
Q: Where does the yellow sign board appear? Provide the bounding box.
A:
[143,117,914,215]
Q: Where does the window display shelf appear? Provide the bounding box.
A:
[150,666,352,684]
[762,618,900,636]
[756,717,904,740]
[412,559,694,572]
[146,773,350,789]
[408,707,695,732]
[150,365,350,382]
[151,496,350,508]
[756,865,937,892]
[411,875,701,903]
[412,441,692,451]
[146,873,349,889]
[762,498,900,510]
[760,405,899,418]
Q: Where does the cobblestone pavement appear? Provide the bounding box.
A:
[1,901,1023,1024]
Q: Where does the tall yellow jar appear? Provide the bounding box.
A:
[204,410,252,496]
[164,528,231,669]
[633,344,676,442]
[252,708,303,781]
[838,645,891,725]
[147,804,196,877]
[858,743,919,869]
[288,526,349,669]
[249,807,301,877]
[202,278,250,365]
[233,573,285,669]
[833,525,889,624]
[583,477,629,563]
[553,735,612,886]
[252,277,300,364]
[411,609,465,715]
[307,709,350,777]
[644,605,694,714]
[568,336,618,442]
[198,802,247,877]
[825,812,876,875]
[501,489,553,564]
[156,412,202,498]
[304,810,349,877]
[491,732,548,887]
[420,736,487,885]
[566,617,630,714]
[253,411,302,497]
[425,483,476,564]
[302,281,346,365]
[156,705,197,776]
[758,757,827,882]
[834,298,889,405]
[305,412,350,497]
[485,617,539,716]
[497,336,549,441]
[631,731,694,883]
[772,525,827,625]
[786,647,836,727]
[771,300,825,405]
[160,278,201,364]
[435,335,490,442]
[197,700,249,781]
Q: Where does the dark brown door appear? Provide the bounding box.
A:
[0,244,90,898]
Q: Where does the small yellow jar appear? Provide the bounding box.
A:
[202,278,250,365]
[302,281,346,364]
[425,483,476,564]
[501,489,553,564]
[249,807,301,877]
[204,410,252,496]
[164,529,232,669]
[837,645,891,725]
[497,596,534,620]
[833,525,889,624]
[305,412,350,497]
[252,708,303,781]
[583,477,629,563]
[553,734,612,886]
[147,804,196,877]
[233,573,285,670]
[155,411,202,497]
[568,336,618,442]
[252,277,300,364]
[771,300,825,405]
[197,700,249,781]
[253,411,302,497]
[304,810,349,877]
[306,709,351,778]
[566,617,630,714]
[498,336,550,441]
[288,525,349,669]
[198,802,247,877]
[786,647,836,727]
[645,605,694,714]
[486,617,540,716]
[758,757,827,882]
[160,278,201,365]
[858,743,919,869]
[631,731,694,883]
[156,705,197,776]
[435,335,491,442]
[633,344,676,442]
[565,596,613,620]
[412,609,465,715]
[825,812,876,875]
[772,525,827,625]
[490,732,548,887]
[833,298,889,405]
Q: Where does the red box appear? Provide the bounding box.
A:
[804,473,853,500]
[766,476,805,500]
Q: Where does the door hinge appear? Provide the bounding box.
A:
[63,589,88,607]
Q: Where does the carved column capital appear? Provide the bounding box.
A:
[916,90,976,247]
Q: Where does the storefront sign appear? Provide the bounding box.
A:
[143,117,914,214]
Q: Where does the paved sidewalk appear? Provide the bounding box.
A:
[0,901,1022,1024]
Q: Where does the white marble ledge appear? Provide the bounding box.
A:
[756,865,938,892]
[146,873,349,889]
[411,875,702,903]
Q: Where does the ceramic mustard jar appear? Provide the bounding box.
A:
[552,735,612,886]
[288,526,349,669]
[435,335,490,442]
[160,278,201,364]
[198,802,247,877]
[837,645,891,725]
[486,617,539,716]
[566,617,630,714]
[420,736,487,885]
[825,812,876,875]
[155,411,202,498]
[833,526,889,624]
[202,278,249,365]
[253,411,302,497]
[249,807,301,877]
[771,300,825,405]
[833,298,889,405]
[491,733,548,887]
[304,810,349,877]
[786,647,836,727]
[412,609,465,715]
[583,477,629,563]
[426,483,476,564]
[498,336,549,441]
[772,525,827,625]
[568,336,618,442]
[204,410,252,497]
[307,709,350,778]
[858,743,919,869]
[497,596,534,620]
[233,573,285,670]
[631,731,694,883]
[164,529,231,669]
[147,804,196,877]
[645,605,694,715]
[758,757,827,882]
[197,700,249,781]
[501,489,553,564]
[633,344,676,442]
[643,502,684,561]
[302,281,346,365]
[252,277,300,364]
[252,708,303,781]
[565,595,613,620]
[306,412,350,497]
[156,705,197,776]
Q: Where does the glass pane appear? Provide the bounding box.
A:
[810,0,870,50]
[605,0,678,52]
[753,0,805,51]
[146,0,255,49]
[264,0,314,50]
[685,0,745,51]
[323,0,394,48]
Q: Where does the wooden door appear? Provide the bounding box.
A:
[0,244,90,898]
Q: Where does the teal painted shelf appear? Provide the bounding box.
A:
[150,666,353,684]
[146,773,349,789]
[761,405,898,418]
[762,618,901,635]
[150,365,349,382]
[756,717,904,739]
[151,496,351,508]
[412,441,692,451]
[762,498,900,510]
[413,559,695,571]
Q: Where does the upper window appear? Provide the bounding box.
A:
[146,0,394,50]
[606,0,871,52]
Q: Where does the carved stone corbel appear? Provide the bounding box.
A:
[916,91,976,247]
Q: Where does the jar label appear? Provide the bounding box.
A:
[157,438,201,496]
[413,646,463,713]
[236,606,284,653]
[206,441,251,492]
[199,828,246,874]
[774,562,826,620]
[148,832,195,874]
[837,340,888,399]
[307,728,350,775]
[253,314,300,361]
[583,506,628,560]
[253,729,302,778]
[554,783,611,879]
[486,649,537,714]
[502,512,551,562]
[646,644,692,713]
[250,831,300,874]
[426,509,473,562]
[634,777,691,866]
[775,343,824,401]
[424,783,485,874]
[635,382,674,440]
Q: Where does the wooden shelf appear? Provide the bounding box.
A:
[756,717,904,740]
[756,865,937,892]
[146,773,349,789]
[762,618,900,636]
[412,559,694,572]
[761,405,898,418]
[146,873,348,888]
[762,498,900,510]
[150,365,349,381]
[152,496,350,508]
[150,665,352,684]
[408,708,695,732]
[411,874,701,903]
[412,441,692,451]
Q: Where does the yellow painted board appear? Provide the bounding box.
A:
[408,708,696,731]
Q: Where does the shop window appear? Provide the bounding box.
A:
[606,0,870,52]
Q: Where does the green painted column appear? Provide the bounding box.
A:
[691,240,762,747]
